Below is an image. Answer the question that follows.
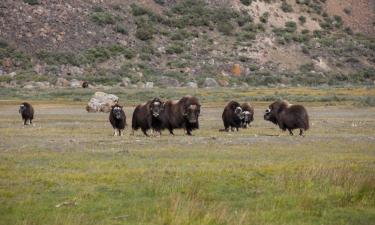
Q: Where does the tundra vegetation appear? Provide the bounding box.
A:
[0,87,374,225]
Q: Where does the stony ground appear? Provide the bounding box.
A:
[0,101,374,225]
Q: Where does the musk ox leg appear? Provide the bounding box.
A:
[113,129,118,136]
[168,128,174,136]
[24,119,27,126]
[141,128,149,137]
[288,129,294,136]
[299,129,305,137]
[186,129,192,136]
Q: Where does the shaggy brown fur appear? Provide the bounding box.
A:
[160,96,201,136]
[19,102,34,125]
[132,98,164,136]
[264,100,309,136]
[220,101,244,132]
[109,104,126,136]
[241,103,254,128]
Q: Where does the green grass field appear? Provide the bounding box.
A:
[0,87,374,225]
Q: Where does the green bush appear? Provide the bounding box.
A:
[217,22,234,35]
[299,16,306,25]
[23,0,39,5]
[236,31,257,42]
[36,51,80,66]
[154,0,165,5]
[135,18,155,40]
[0,42,32,69]
[281,2,293,13]
[166,43,184,54]
[170,29,190,40]
[240,0,252,6]
[131,4,149,16]
[260,12,269,23]
[91,11,116,26]
[237,15,253,27]
[285,21,297,33]
[114,25,128,34]
[299,63,314,72]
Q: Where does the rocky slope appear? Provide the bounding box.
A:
[0,0,374,88]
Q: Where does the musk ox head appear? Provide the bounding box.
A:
[111,105,124,120]
[150,98,164,118]
[19,104,26,114]
[242,111,252,123]
[235,106,244,120]
[184,104,201,123]
[264,100,289,124]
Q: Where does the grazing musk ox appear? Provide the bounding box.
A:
[161,96,201,135]
[132,97,164,136]
[264,100,309,136]
[241,103,254,128]
[19,102,34,125]
[220,101,244,132]
[109,104,126,136]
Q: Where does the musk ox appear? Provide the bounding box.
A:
[241,103,254,128]
[264,100,309,136]
[19,102,34,125]
[161,96,201,135]
[132,97,164,136]
[220,101,244,132]
[82,81,89,88]
[109,104,126,136]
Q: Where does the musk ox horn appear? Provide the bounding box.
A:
[189,104,197,110]
[235,107,242,114]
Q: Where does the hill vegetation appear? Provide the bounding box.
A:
[0,0,374,87]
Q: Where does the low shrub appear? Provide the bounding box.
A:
[240,0,252,6]
[281,2,293,13]
[90,11,116,26]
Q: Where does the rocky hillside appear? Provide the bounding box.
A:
[0,0,374,88]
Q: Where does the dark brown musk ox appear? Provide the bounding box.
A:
[264,100,309,136]
[161,96,201,136]
[109,104,126,136]
[82,81,89,88]
[220,101,244,132]
[241,103,254,128]
[19,102,34,125]
[132,97,164,136]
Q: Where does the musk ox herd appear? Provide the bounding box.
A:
[19,96,310,137]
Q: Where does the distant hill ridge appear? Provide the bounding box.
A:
[0,0,374,87]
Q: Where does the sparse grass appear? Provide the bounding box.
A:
[0,92,374,225]
[90,10,116,26]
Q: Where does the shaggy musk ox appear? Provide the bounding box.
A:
[264,100,309,136]
[241,103,254,128]
[132,97,164,136]
[220,101,244,132]
[82,81,89,88]
[161,96,201,135]
[109,104,126,136]
[19,102,34,125]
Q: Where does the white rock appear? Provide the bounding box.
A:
[204,78,219,88]
[145,82,154,88]
[86,92,119,113]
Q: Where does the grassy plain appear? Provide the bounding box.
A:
[0,87,374,225]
